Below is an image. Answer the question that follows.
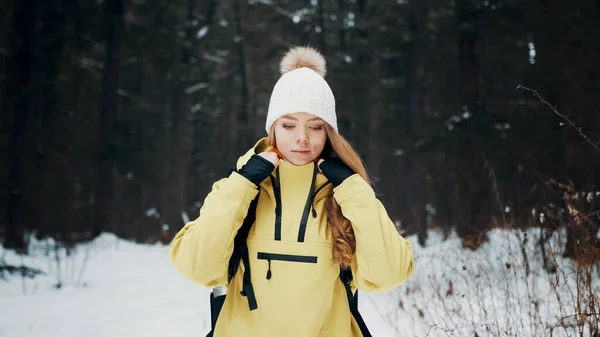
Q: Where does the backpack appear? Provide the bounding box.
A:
[206,191,372,337]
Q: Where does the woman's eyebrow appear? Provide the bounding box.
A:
[281,116,321,122]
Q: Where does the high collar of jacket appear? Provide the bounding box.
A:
[236,138,331,202]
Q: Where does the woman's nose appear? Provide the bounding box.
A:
[296,130,308,143]
[296,134,308,144]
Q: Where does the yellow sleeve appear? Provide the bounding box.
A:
[333,174,414,292]
[169,172,259,287]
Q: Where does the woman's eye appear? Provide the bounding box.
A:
[309,126,323,130]
[282,124,295,129]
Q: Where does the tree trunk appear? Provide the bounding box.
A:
[355,0,382,182]
[94,0,124,237]
[316,0,326,54]
[162,0,216,233]
[336,0,347,52]
[0,0,14,237]
[454,0,491,246]
[0,0,13,130]
[188,0,215,210]
[4,0,35,251]
[366,57,383,182]
[234,0,249,151]
[33,0,72,241]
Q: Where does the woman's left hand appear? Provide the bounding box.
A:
[317,157,354,187]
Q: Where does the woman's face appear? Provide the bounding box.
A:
[273,112,327,166]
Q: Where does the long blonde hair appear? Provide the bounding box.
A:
[267,123,370,268]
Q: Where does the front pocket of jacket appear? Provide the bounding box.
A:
[257,252,318,263]
[257,252,318,280]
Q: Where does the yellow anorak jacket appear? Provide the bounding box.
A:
[169,138,414,336]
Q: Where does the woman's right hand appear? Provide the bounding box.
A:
[238,152,280,186]
[258,151,280,169]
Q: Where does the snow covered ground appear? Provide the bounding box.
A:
[1,228,598,337]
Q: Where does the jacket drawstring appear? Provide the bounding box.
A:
[310,181,331,219]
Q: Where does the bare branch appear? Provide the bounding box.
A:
[517,85,600,153]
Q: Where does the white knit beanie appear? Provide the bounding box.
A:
[265,46,337,134]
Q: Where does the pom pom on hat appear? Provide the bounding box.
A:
[280,46,327,77]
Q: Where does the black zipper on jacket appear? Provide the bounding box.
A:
[297,165,318,242]
[269,167,282,241]
[257,252,318,280]
[257,252,318,263]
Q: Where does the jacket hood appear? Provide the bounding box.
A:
[236,138,271,171]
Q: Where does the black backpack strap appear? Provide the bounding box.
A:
[228,190,260,310]
[238,242,258,310]
[340,267,372,337]
[227,191,258,283]
[206,189,260,337]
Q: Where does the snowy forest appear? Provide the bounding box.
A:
[1,0,599,336]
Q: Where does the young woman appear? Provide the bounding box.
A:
[169,46,414,337]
